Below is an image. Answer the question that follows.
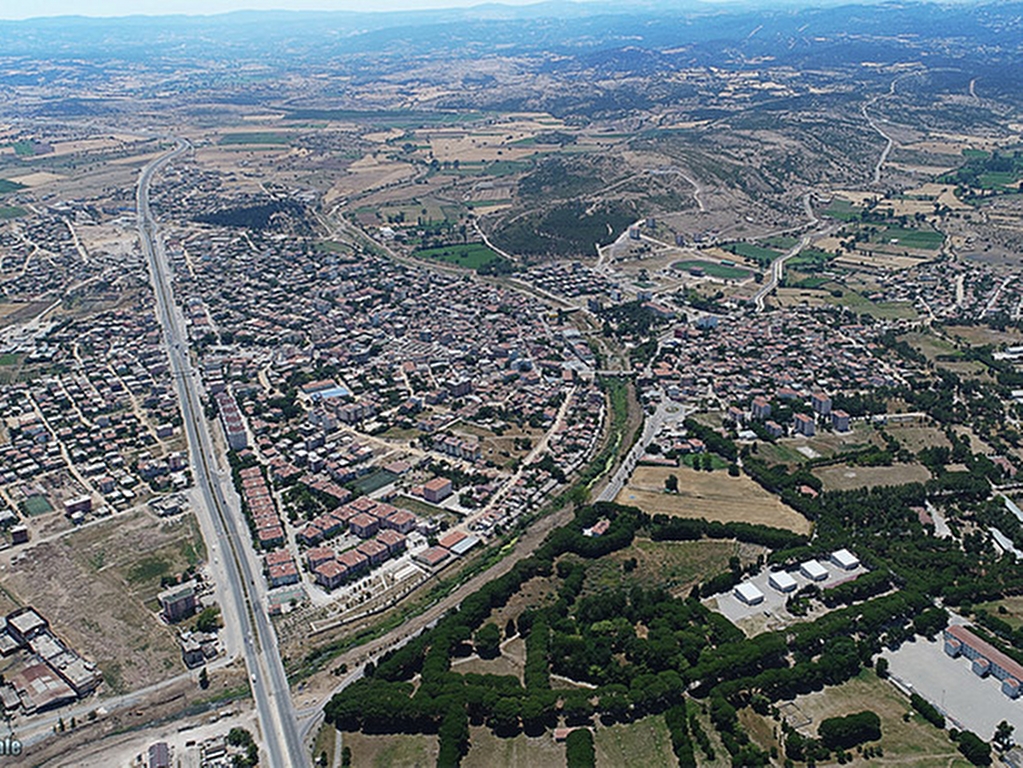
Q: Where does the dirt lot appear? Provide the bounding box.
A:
[462,726,565,768]
[1,509,206,693]
[344,731,439,768]
[759,669,970,767]
[594,715,675,768]
[616,465,812,534]
[814,463,932,491]
[884,425,952,453]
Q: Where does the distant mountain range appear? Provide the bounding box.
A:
[1,1,1020,69]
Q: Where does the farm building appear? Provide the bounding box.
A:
[734,582,765,605]
[800,559,829,581]
[768,571,798,593]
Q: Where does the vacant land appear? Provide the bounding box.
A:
[769,670,970,767]
[616,465,811,534]
[814,463,932,491]
[583,537,743,596]
[595,715,675,768]
[344,731,439,768]
[673,259,750,280]
[462,726,565,768]
[884,425,952,453]
[414,243,502,269]
[2,509,206,692]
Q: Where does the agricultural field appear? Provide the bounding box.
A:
[218,132,292,145]
[414,242,504,270]
[673,259,750,280]
[0,178,24,193]
[616,465,812,534]
[0,206,25,219]
[814,463,932,491]
[0,509,206,692]
[869,225,945,251]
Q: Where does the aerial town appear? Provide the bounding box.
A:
[1,1,1023,767]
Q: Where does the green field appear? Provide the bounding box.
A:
[978,171,1021,189]
[0,179,25,194]
[724,242,782,267]
[962,148,990,159]
[10,141,34,157]
[353,469,399,495]
[19,496,53,517]
[414,243,503,269]
[873,226,944,250]
[673,260,750,280]
[787,248,835,270]
[823,198,860,221]
[483,160,533,177]
[219,132,291,145]
[763,235,798,249]
[0,206,26,220]
[0,353,21,366]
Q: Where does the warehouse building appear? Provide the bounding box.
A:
[768,571,798,593]
[734,582,765,605]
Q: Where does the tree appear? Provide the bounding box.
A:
[474,623,502,660]
[994,721,1015,752]
[199,667,210,689]
[665,474,679,493]
[566,728,596,768]
[957,730,992,766]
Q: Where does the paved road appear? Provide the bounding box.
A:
[137,140,306,768]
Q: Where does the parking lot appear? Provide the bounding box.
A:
[884,633,1023,736]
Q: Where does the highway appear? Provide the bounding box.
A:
[137,140,307,768]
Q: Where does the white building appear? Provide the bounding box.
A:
[830,548,860,570]
[734,582,765,605]
[800,559,829,581]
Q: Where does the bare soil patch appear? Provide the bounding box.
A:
[617,465,811,534]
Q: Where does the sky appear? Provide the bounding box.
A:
[1,0,556,20]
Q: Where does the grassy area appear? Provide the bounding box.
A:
[393,495,448,517]
[316,240,353,254]
[724,242,782,266]
[763,235,799,249]
[962,148,990,159]
[787,248,835,270]
[483,159,533,177]
[312,724,338,768]
[0,179,25,193]
[10,141,34,157]
[583,537,738,595]
[344,731,439,768]
[353,469,398,494]
[218,132,291,145]
[673,259,750,280]
[462,726,564,768]
[814,463,932,491]
[414,243,503,269]
[764,669,970,766]
[825,288,919,320]
[978,171,1020,189]
[873,226,944,250]
[679,453,730,470]
[823,198,860,221]
[19,495,54,516]
[0,206,26,219]
[595,714,676,768]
